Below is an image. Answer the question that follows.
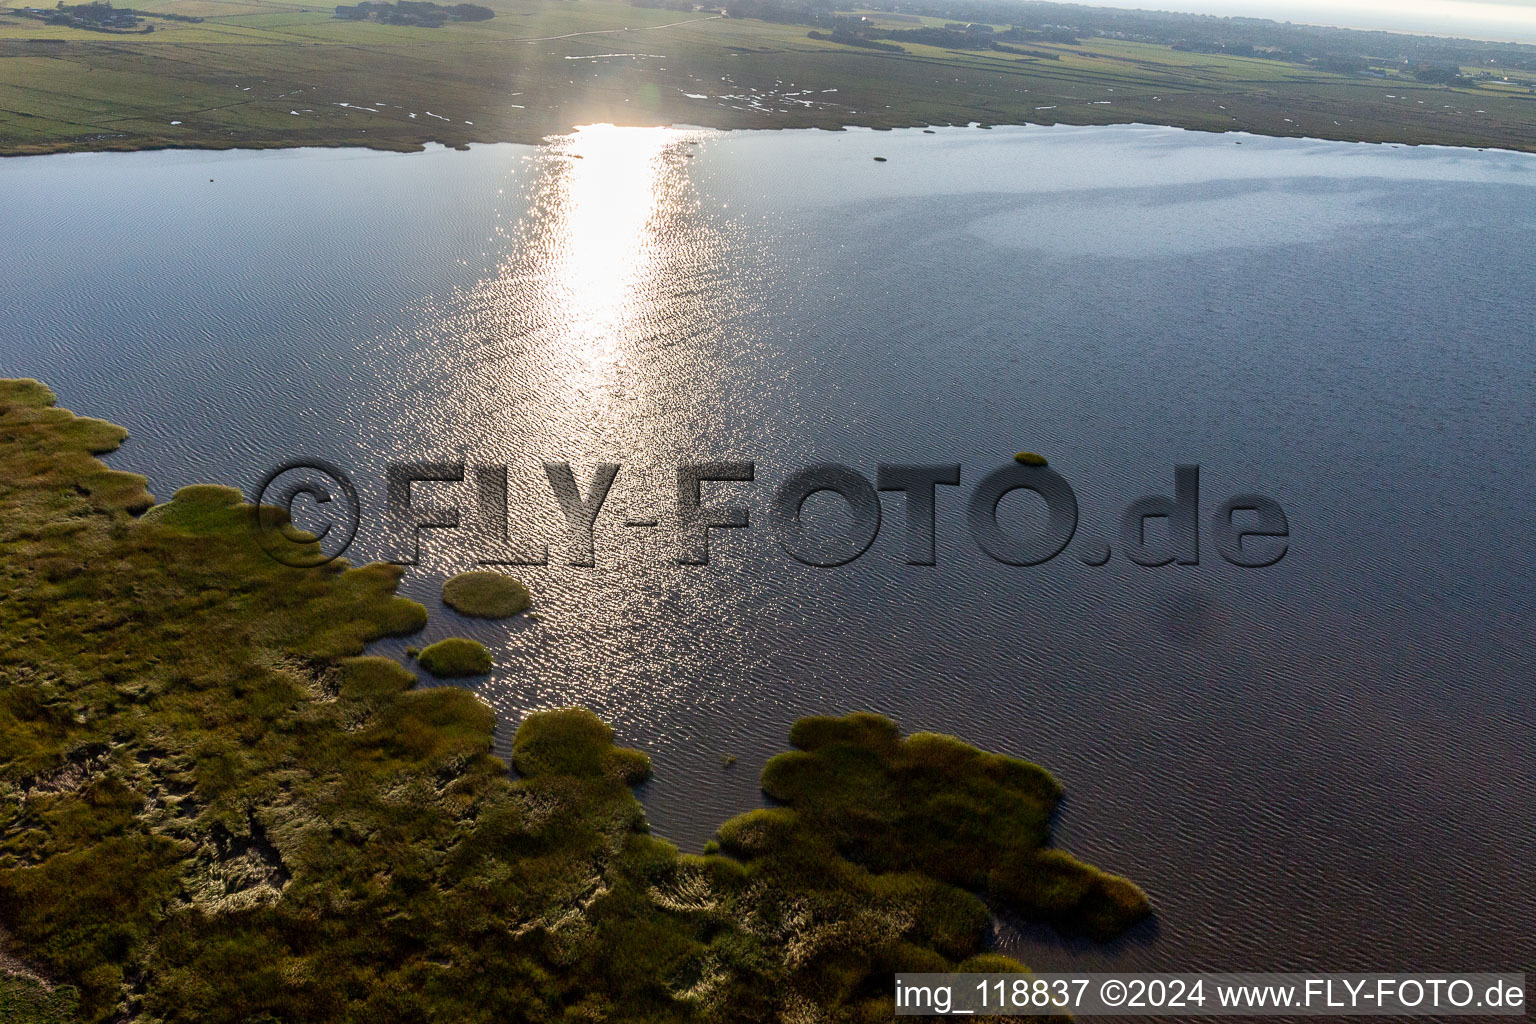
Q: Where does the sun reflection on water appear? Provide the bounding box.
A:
[537,124,695,378]
[371,122,779,735]
[379,121,740,462]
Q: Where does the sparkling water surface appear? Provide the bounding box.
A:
[2,124,1532,976]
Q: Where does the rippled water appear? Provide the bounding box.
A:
[2,125,1532,977]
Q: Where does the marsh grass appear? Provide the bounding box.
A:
[744,713,1151,941]
[441,572,531,619]
[0,974,78,1023]
[513,708,651,785]
[416,637,493,678]
[0,378,1143,1022]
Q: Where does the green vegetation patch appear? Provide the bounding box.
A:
[442,570,531,619]
[735,712,1152,940]
[416,636,493,677]
[513,707,652,784]
[0,975,79,1024]
[0,377,1147,1022]
[0,378,432,1020]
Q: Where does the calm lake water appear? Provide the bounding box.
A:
[2,124,1532,978]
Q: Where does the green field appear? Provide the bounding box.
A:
[2,0,1535,155]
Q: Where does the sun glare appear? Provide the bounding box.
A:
[544,124,685,362]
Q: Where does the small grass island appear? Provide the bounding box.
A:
[416,635,493,676]
[442,570,531,619]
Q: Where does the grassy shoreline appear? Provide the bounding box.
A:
[8,114,1536,163]
[0,376,1149,1022]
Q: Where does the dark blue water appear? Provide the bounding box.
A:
[2,125,1532,977]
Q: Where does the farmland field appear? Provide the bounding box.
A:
[2,0,1535,155]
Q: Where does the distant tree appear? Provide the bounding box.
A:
[1412,64,1462,84]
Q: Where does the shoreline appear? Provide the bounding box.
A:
[0,377,1150,1018]
[8,115,1536,162]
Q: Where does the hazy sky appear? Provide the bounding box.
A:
[1079,0,1536,44]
